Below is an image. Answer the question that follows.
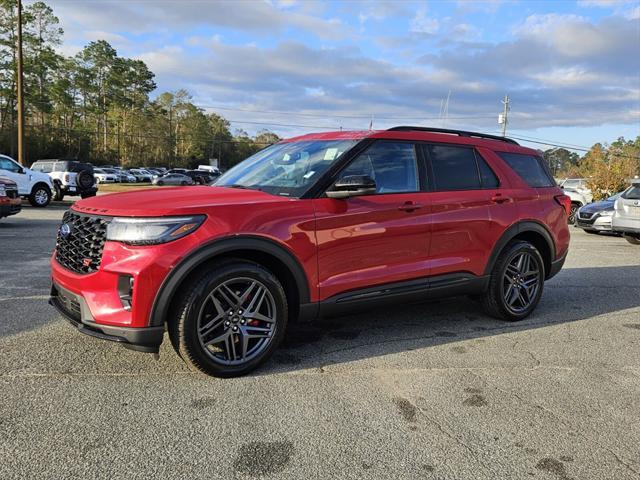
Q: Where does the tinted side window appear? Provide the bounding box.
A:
[498,153,555,187]
[341,141,419,194]
[477,154,499,188]
[0,158,20,172]
[428,145,481,191]
[32,162,52,173]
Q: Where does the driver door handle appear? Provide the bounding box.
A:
[398,201,423,212]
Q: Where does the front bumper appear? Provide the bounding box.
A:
[50,282,164,352]
[0,198,21,218]
[575,212,613,231]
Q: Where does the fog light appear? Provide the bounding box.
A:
[118,275,134,311]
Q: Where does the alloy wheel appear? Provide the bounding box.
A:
[502,252,541,314]
[197,277,277,366]
[34,188,49,205]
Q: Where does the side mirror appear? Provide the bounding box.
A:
[326,175,376,199]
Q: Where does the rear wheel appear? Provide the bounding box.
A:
[28,184,51,207]
[181,180,188,186]
[568,203,579,224]
[623,234,640,245]
[168,260,288,377]
[481,241,545,321]
[53,183,64,201]
[157,180,164,186]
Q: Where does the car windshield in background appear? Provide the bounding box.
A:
[622,185,640,200]
[214,139,358,197]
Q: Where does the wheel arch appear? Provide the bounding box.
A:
[31,181,52,193]
[484,221,556,279]
[149,235,312,327]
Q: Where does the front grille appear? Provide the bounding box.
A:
[5,187,18,199]
[55,211,109,274]
[579,211,594,220]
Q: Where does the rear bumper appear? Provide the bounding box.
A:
[61,185,98,196]
[612,216,640,233]
[50,282,164,353]
[548,250,567,279]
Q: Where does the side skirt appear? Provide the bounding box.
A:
[299,273,490,321]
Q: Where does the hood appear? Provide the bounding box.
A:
[72,186,291,217]
[580,199,614,213]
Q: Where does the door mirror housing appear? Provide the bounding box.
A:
[326,175,376,199]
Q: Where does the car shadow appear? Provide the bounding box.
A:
[257,264,640,375]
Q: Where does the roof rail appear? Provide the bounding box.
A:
[387,126,519,145]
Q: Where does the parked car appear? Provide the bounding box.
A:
[50,126,570,377]
[184,170,217,185]
[152,173,194,186]
[0,154,54,207]
[0,177,21,219]
[612,181,640,245]
[559,178,593,201]
[198,165,221,175]
[30,159,97,201]
[128,168,153,183]
[166,168,188,175]
[92,168,118,184]
[575,192,622,235]
[561,186,591,224]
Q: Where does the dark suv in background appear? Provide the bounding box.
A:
[50,126,570,377]
[30,159,97,201]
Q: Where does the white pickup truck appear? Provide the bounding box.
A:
[0,154,54,207]
[559,178,593,224]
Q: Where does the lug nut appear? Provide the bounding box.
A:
[232,326,238,331]
[225,321,230,326]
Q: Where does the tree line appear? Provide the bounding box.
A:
[543,137,640,200]
[0,0,278,169]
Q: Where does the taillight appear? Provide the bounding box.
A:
[554,194,571,216]
[64,174,70,182]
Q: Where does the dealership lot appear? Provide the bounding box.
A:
[1,205,639,480]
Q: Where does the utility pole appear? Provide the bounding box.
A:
[500,94,510,137]
[16,0,26,165]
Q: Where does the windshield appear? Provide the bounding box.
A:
[622,185,640,200]
[215,139,358,197]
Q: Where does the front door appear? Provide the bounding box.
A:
[0,156,28,194]
[313,140,432,300]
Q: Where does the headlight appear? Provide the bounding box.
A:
[106,215,205,245]
[599,210,615,217]
[0,185,6,197]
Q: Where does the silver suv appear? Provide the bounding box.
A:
[612,180,640,245]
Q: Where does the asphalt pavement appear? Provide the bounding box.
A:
[1,203,639,479]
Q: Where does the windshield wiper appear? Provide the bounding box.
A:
[223,184,262,191]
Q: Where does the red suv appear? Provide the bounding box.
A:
[50,127,570,377]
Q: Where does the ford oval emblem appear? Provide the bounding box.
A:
[60,223,72,239]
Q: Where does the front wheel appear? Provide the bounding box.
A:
[481,241,545,321]
[168,260,288,377]
[28,185,52,207]
[623,234,640,245]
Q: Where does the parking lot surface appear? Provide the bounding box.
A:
[1,204,639,479]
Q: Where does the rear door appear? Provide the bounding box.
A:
[422,143,514,278]
[313,140,432,300]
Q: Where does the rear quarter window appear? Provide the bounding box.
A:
[497,152,555,188]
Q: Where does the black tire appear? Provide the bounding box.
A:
[28,184,51,208]
[623,234,640,245]
[157,180,164,186]
[568,204,579,224]
[481,241,545,321]
[584,229,599,235]
[181,181,188,186]
[53,183,64,202]
[76,170,95,190]
[80,191,96,199]
[168,260,288,377]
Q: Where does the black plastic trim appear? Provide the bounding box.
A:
[387,126,519,145]
[149,235,311,327]
[483,221,557,278]
[312,272,490,319]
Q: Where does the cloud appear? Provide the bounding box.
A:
[410,9,440,35]
[577,0,633,6]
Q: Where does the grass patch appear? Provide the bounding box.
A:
[97,183,157,192]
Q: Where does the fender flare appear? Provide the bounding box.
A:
[483,221,556,277]
[30,181,52,195]
[148,235,311,327]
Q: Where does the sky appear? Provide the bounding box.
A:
[45,0,640,152]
